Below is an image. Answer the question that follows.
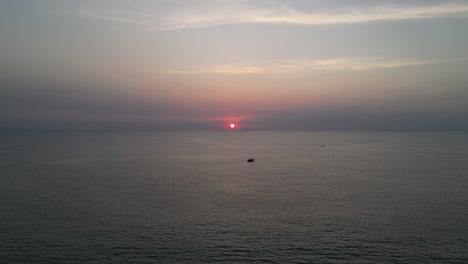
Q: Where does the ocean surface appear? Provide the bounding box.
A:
[1,131,467,263]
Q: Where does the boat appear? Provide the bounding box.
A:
[247,158,255,162]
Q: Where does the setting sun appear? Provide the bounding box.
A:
[229,123,236,129]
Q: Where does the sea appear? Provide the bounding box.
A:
[1,131,467,263]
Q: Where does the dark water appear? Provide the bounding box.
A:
[1,131,468,263]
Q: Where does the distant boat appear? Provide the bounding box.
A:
[321,145,325,147]
[247,158,255,162]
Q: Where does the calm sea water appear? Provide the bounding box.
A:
[1,131,467,263]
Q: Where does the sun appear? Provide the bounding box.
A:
[229,123,236,129]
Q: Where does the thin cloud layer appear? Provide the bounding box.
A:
[82,2,468,31]
[158,58,440,74]
[189,115,255,122]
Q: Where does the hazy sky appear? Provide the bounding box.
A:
[1,0,468,130]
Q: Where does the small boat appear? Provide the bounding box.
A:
[247,158,255,162]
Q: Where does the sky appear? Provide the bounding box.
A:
[1,0,468,130]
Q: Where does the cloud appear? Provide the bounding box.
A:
[156,57,441,75]
[189,115,255,122]
[311,58,438,71]
[82,2,468,31]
